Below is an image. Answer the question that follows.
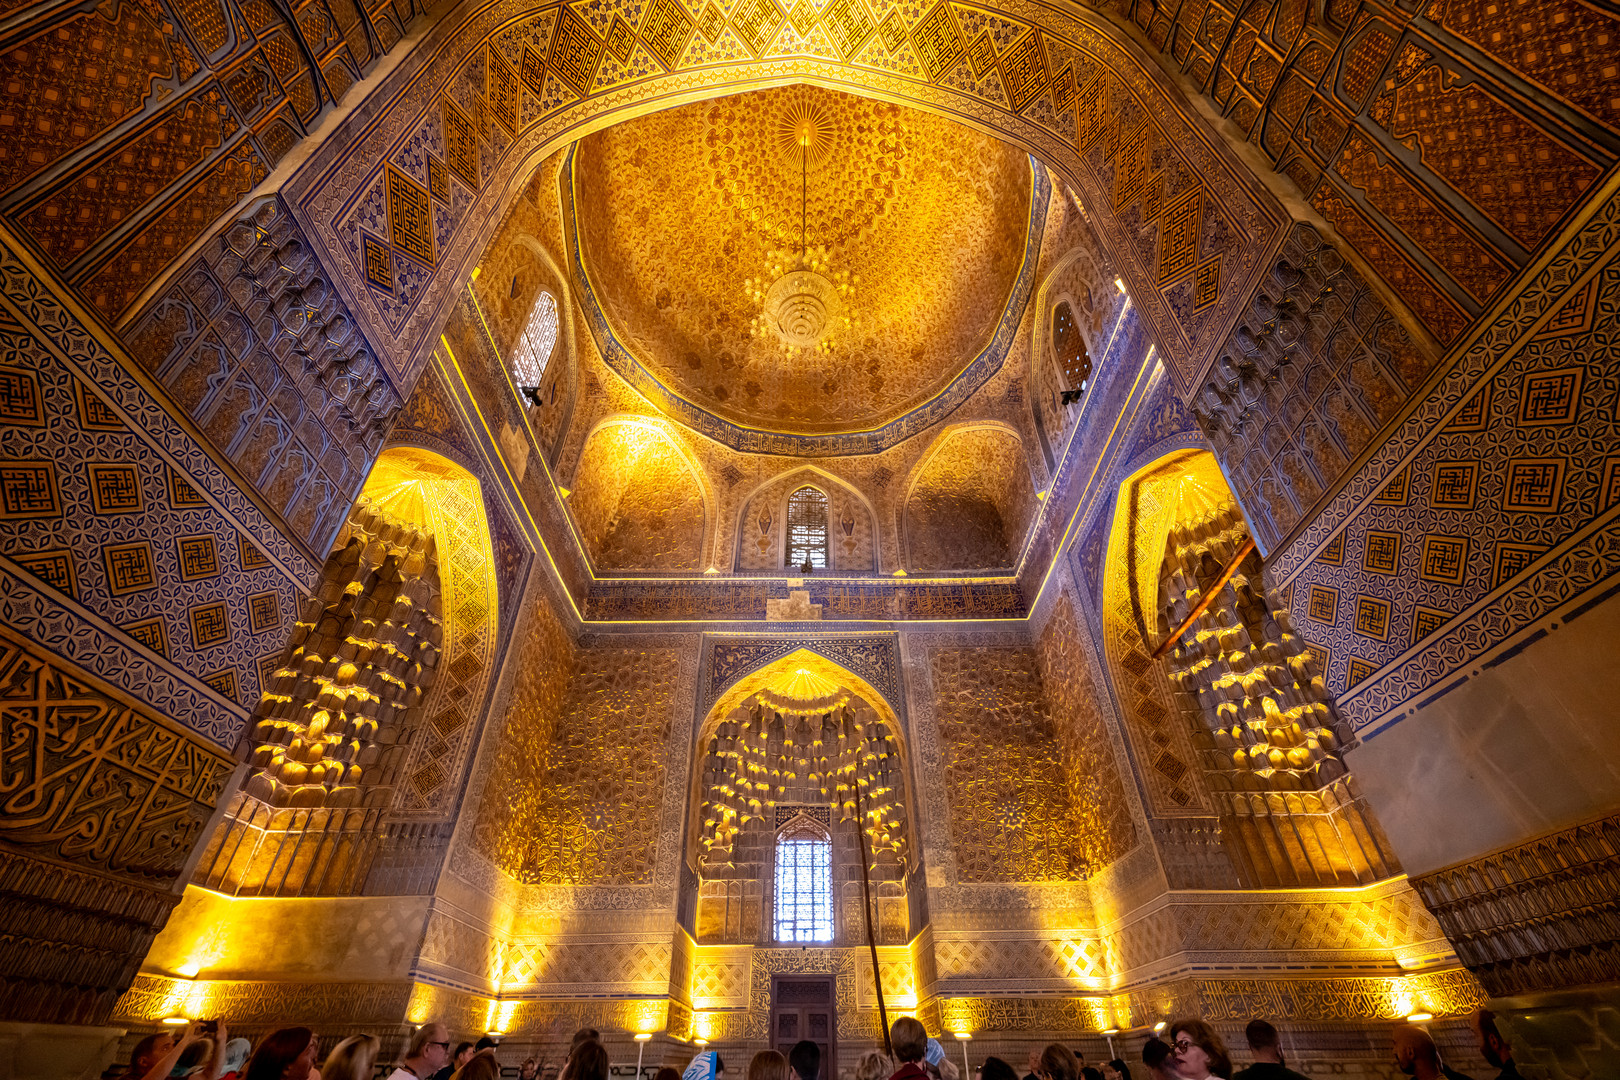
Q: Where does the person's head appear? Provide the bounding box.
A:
[131,1032,179,1074]
[322,1035,380,1080]
[1038,1045,1080,1080]
[475,1037,500,1054]
[177,1037,214,1074]
[564,1041,611,1080]
[982,1058,1019,1080]
[1476,1010,1511,1069]
[748,1050,790,1080]
[572,1030,602,1055]
[892,1018,929,1064]
[521,1059,539,1079]
[1243,1021,1282,1066]
[456,1055,503,1080]
[1140,1041,1170,1076]
[1102,1061,1130,1080]
[1169,1020,1232,1080]
[246,1028,318,1080]
[221,1039,253,1079]
[657,1068,684,1080]
[1082,1068,1103,1080]
[453,1045,476,1069]
[1027,1053,1043,1077]
[856,1051,892,1080]
[1394,1025,1441,1077]
[405,1025,451,1074]
[789,1041,821,1080]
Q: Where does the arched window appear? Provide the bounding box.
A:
[773,825,833,942]
[1052,300,1092,394]
[511,290,559,403]
[785,486,829,570]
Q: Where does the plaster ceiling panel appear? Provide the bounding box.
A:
[573,84,1032,436]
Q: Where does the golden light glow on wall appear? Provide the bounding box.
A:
[355,446,498,813]
[569,417,709,571]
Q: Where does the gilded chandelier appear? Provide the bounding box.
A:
[743,100,859,356]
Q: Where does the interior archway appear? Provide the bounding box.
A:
[191,444,498,897]
[903,424,1036,573]
[687,649,915,947]
[567,416,711,572]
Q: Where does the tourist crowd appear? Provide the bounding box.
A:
[114,1010,1522,1080]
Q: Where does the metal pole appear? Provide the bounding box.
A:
[851,760,892,1059]
[959,1040,971,1078]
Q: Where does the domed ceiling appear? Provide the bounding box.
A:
[572,85,1034,439]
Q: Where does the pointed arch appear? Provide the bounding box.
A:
[731,465,880,573]
[568,415,713,572]
[901,422,1036,573]
[193,446,498,895]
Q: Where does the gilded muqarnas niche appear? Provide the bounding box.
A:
[1036,592,1138,871]
[482,636,679,885]
[929,645,1085,882]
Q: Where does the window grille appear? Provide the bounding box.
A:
[773,828,833,942]
[511,291,559,401]
[786,486,829,570]
[1052,300,1092,393]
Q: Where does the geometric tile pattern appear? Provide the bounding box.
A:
[1274,191,1620,734]
[0,301,299,746]
[286,0,1287,405]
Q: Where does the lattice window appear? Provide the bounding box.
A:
[773,825,833,943]
[785,486,829,570]
[511,291,559,403]
[1052,300,1092,393]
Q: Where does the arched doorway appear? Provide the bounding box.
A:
[682,649,920,1063]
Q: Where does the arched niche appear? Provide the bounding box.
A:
[686,649,916,947]
[567,416,711,572]
[732,466,879,573]
[1028,233,1119,469]
[902,424,1036,573]
[1100,449,1392,888]
[193,445,499,896]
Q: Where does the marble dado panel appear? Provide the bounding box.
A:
[1268,177,1620,736]
[283,0,1288,402]
[1099,879,1457,980]
[143,889,432,982]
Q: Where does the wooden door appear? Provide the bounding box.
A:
[770,976,836,1080]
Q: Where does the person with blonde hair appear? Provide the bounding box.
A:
[749,1051,791,1080]
[323,1036,381,1080]
[857,1052,893,1080]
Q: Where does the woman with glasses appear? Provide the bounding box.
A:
[1168,1020,1233,1080]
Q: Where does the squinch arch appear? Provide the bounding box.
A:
[687,649,915,946]
[567,416,712,572]
[902,423,1036,573]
